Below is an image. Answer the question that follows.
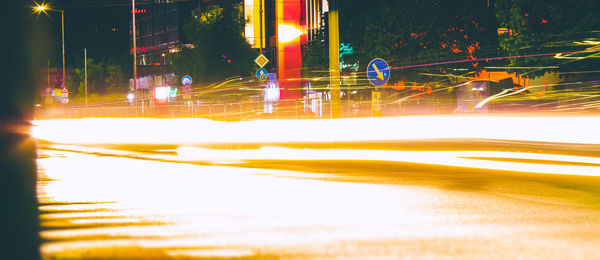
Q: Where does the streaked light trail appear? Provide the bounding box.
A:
[32,116,600,145]
[176,147,600,176]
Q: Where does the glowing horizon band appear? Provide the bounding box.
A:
[31,116,600,145]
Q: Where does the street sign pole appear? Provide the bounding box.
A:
[182,76,193,102]
[367,58,390,117]
[254,54,269,68]
[256,68,268,81]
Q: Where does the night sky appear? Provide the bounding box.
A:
[35,0,133,67]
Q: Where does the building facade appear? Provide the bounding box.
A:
[131,0,200,90]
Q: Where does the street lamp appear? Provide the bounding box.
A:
[34,3,66,90]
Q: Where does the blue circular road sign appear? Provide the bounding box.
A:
[182,75,193,85]
[366,58,390,87]
[256,68,268,81]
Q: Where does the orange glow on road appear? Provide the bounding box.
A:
[36,144,600,258]
[38,149,450,257]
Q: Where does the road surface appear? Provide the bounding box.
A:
[33,117,600,259]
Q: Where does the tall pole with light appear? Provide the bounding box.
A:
[60,9,65,88]
[132,0,138,106]
[34,3,66,89]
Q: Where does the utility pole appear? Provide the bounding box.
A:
[85,48,88,108]
[259,0,264,52]
[33,5,66,90]
[61,10,66,88]
[132,0,137,105]
[328,0,341,118]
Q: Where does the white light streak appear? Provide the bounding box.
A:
[177,147,600,177]
[31,116,600,145]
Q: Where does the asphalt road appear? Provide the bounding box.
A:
[36,138,600,259]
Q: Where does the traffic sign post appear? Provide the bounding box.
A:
[256,68,268,81]
[254,54,269,68]
[366,58,390,87]
[182,85,192,95]
[182,85,192,100]
[182,75,192,85]
[61,85,69,98]
[367,58,389,116]
[372,91,382,117]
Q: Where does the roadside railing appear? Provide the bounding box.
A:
[35,98,460,121]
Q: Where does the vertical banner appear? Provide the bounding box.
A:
[277,0,304,100]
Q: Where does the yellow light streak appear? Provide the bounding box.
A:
[177,147,600,176]
[38,148,452,256]
[36,142,600,257]
[41,142,600,177]
[167,249,255,258]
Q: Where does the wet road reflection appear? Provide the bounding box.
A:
[37,145,600,259]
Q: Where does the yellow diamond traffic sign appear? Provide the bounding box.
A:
[254,54,269,68]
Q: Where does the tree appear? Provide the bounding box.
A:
[172,4,255,83]
[105,62,127,94]
[495,0,600,77]
[303,0,497,82]
[66,58,128,99]
[302,32,328,74]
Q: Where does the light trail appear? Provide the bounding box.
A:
[341,49,600,74]
[38,149,449,258]
[45,143,600,177]
[176,147,600,177]
[475,87,532,109]
[36,141,600,259]
[31,116,600,145]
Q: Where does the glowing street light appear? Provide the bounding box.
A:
[277,24,302,43]
[35,4,47,12]
[33,2,66,91]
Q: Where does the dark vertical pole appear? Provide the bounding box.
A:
[61,10,66,89]
[133,0,138,105]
